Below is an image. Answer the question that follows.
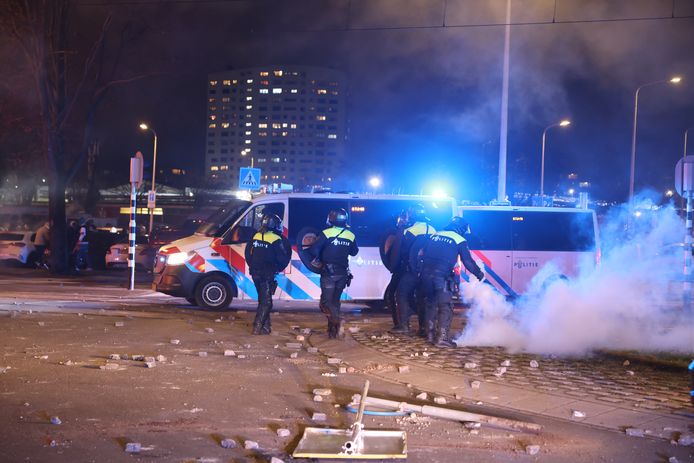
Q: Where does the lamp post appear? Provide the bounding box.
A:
[628,76,682,205]
[540,119,571,202]
[368,176,381,193]
[139,123,158,234]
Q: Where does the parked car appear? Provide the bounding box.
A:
[105,235,153,270]
[0,231,37,266]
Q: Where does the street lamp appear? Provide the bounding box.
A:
[368,176,381,190]
[540,119,571,200]
[139,123,158,234]
[628,76,682,204]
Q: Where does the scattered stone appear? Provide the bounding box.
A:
[237,354,247,359]
[493,367,507,377]
[338,367,347,374]
[312,412,327,421]
[301,328,312,334]
[464,422,481,429]
[529,360,539,368]
[277,368,283,374]
[277,428,291,438]
[124,442,141,453]
[421,352,431,358]
[198,352,208,357]
[677,434,694,446]
[286,343,302,350]
[0,367,10,374]
[525,444,540,455]
[313,388,332,396]
[145,362,156,368]
[296,335,305,341]
[500,359,511,367]
[346,367,356,374]
[572,410,586,419]
[38,322,45,327]
[244,440,259,450]
[669,457,679,463]
[348,326,360,333]
[50,416,61,425]
[416,392,428,400]
[156,355,166,362]
[321,372,337,377]
[170,339,180,345]
[224,350,236,357]
[470,380,481,389]
[623,360,630,366]
[108,354,121,360]
[205,328,214,333]
[463,362,477,369]
[307,347,318,354]
[313,395,324,402]
[145,356,156,363]
[244,343,251,348]
[121,354,129,360]
[287,352,298,359]
[434,397,447,405]
[625,428,645,437]
[454,393,463,400]
[114,321,124,327]
[49,440,57,447]
[327,358,341,364]
[398,365,410,373]
[100,363,119,370]
[132,355,145,361]
[270,457,285,463]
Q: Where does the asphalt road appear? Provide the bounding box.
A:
[0,267,692,462]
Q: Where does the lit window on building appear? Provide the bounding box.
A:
[331,90,339,95]
[245,105,252,110]
[316,115,326,121]
[171,168,185,175]
[281,131,288,136]
[246,96,253,101]
[272,88,282,94]
[290,89,298,94]
[208,97,216,103]
[258,132,267,137]
[222,97,230,102]
[246,79,253,84]
[222,122,230,129]
[209,115,217,120]
[260,71,269,77]
[260,80,269,85]
[282,123,288,128]
[208,123,217,129]
[245,122,252,127]
[259,89,269,94]
[245,140,251,144]
[290,123,297,129]
[328,134,337,139]
[258,123,268,128]
[209,80,218,86]
[271,157,281,163]
[210,166,219,171]
[274,70,283,77]
[245,131,252,135]
[220,165,229,171]
[316,89,327,95]
[223,80,231,86]
[232,79,238,84]
[257,158,267,163]
[210,106,217,111]
[272,123,281,129]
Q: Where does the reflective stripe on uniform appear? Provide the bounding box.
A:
[323,227,355,241]
[435,230,465,244]
[252,231,281,243]
[405,222,435,237]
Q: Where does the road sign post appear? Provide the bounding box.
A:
[675,155,694,311]
[128,152,144,291]
[239,167,261,191]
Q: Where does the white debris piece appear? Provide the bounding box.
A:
[220,438,236,449]
[313,395,324,402]
[434,397,447,405]
[500,359,511,367]
[156,355,167,362]
[327,358,341,364]
[398,365,410,373]
[205,328,214,333]
[307,347,318,354]
[529,360,539,368]
[50,416,61,425]
[416,392,428,400]
[625,428,645,437]
[145,356,156,363]
[38,322,45,326]
[145,362,156,368]
[170,339,180,345]
[244,440,259,450]
[421,352,430,358]
[0,366,11,374]
[464,422,481,429]
[125,442,141,453]
[290,352,298,359]
[108,354,121,360]
[198,351,208,357]
[100,363,119,370]
[286,343,302,349]
[312,412,327,421]
[677,434,694,446]
[668,457,679,463]
[115,322,124,327]
[626,370,635,376]
[224,350,236,357]
[572,410,586,419]
[270,458,285,463]
[493,367,507,377]
[313,388,332,396]
[277,428,291,438]
[463,362,477,369]
[623,360,630,366]
[348,326,360,333]
[132,355,145,361]
[526,444,540,455]
[296,335,305,341]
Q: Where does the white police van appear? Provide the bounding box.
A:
[152,193,456,308]
[458,206,600,297]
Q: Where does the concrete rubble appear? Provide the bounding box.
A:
[290,352,298,359]
[572,410,586,419]
[526,444,541,455]
[307,347,318,353]
[205,328,214,333]
[327,357,341,364]
[220,438,236,449]
[464,362,477,369]
[313,388,332,396]
[276,428,291,438]
[312,412,327,421]
[416,392,428,400]
[398,365,410,373]
[50,416,61,425]
[285,342,302,349]
[470,380,481,389]
[244,440,259,450]
[198,351,208,357]
[170,339,180,345]
[270,458,285,463]
[529,360,539,368]
[625,428,645,437]
[223,350,236,356]
[125,442,141,453]
[434,397,447,405]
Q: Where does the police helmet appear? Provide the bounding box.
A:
[406,204,428,224]
[395,210,408,228]
[446,216,471,237]
[260,213,283,233]
[326,208,348,227]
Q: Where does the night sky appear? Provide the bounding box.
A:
[2,0,694,202]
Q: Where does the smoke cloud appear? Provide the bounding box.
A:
[456,196,694,355]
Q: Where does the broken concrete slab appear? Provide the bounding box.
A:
[220,439,236,449]
[244,440,259,450]
[50,416,61,425]
[434,397,447,405]
[124,442,141,453]
[290,352,298,359]
[327,358,341,364]
[307,347,318,354]
[277,428,291,438]
[155,355,166,362]
[398,365,410,373]
[313,388,332,396]
[108,354,120,360]
[312,412,327,421]
[170,339,180,345]
[285,343,302,350]
[415,392,428,400]
[100,363,119,370]
[198,352,208,357]
[625,427,645,437]
[223,350,236,357]
[526,444,540,455]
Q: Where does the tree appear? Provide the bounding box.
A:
[3,1,150,273]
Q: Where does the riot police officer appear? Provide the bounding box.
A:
[308,208,359,339]
[420,216,484,347]
[391,204,436,335]
[383,210,408,327]
[245,213,291,335]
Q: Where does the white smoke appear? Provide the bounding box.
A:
[456,198,694,355]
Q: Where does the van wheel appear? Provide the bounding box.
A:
[185,297,197,306]
[194,275,233,310]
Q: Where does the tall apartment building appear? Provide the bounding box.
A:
[205,66,347,189]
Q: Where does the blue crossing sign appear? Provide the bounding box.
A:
[239,167,261,191]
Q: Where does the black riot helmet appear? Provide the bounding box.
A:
[326,208,349,227]
[406,203,428,224]
[446,216,471,237]
[260,213,283,233]
[395,209,408,228]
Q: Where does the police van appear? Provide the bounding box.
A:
[458,206,600,297]
[152,193,456,309]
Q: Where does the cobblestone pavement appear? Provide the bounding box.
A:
[352,330,692,416]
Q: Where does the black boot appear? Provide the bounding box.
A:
[434,328,457,348]
[426,320,436,344]
[328,320,338,339]
[389,320,410,335]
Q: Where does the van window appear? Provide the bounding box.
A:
[288,198,349,244]
[512,211,595,252]
[196,199,251,237]
[462,210,514,251]
[238,202,285,231]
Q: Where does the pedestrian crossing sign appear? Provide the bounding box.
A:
[239,167,261,190]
